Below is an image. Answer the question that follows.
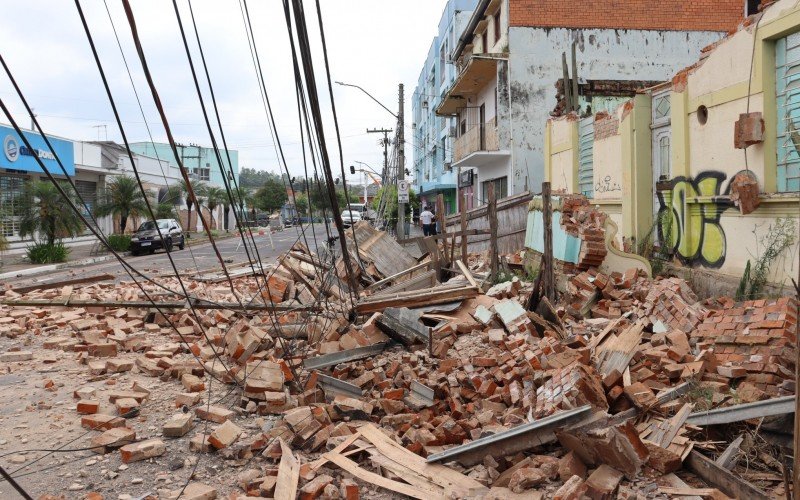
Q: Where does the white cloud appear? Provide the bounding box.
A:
[0,0,447,185]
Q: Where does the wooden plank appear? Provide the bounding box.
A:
[359,424,484,493]
[364,261,431,292]
[661,473,704,500]
[274,438,299,500]
[659,487,727,498]
[356,285,478,314]
[323,451,434,499]
[686,451,769,500]
[375,270,437,296]
[0,298,304,311]
[460,191,468,264]
[455,259,479,289]
[12,273,116,294]
[487,182,498,281]
[437,194,449,266]
[716,435,743,470]
[306,431,362,473]
[541,182,555,301]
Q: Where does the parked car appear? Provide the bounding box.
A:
[341,209,362,227]
[130,218,185,255]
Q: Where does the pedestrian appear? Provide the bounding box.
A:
[420,206,434,236]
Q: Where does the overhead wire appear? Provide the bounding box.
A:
[100,0,208,282]
[0,54,236,385]
[75,0,240,377]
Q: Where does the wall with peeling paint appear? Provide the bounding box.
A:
[508,27,725,192]
[540,2,800,290]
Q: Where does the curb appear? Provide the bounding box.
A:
[0,254,116,281]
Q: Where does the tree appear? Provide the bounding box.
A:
[155,202,176,220]
[19,181,84,245]
[239,167,284,189]
[294,193,309,218]
[95,175,149,234]
[372,185,419,224]
[253,177,288,214]
[179,179,207,233]
[307,181,357,214]
[204,186,227,229]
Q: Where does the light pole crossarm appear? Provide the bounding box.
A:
[335,81,398,119]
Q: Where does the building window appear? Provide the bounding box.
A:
[482,176,507,203]
[75,180,98,233]
[194,162,211,182]
[0,173,28,237]
[776,32,800,192]
[578,116,594,197]
[494,10,501,44]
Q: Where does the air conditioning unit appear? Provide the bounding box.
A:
[444,162,452,172]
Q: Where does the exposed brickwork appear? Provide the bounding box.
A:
[696,296,797,395]
[509,1,743,32]
[594,112,620,141]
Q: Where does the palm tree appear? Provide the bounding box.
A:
[204,186,226,229]
[94,175,149,234]
[19,181,84,245]
[179,179,207,233]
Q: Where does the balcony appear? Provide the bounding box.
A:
[454,117,500,162]
[436,55,504,116]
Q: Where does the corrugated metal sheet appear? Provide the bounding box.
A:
[578,116,594,197]
[776,32,800,192]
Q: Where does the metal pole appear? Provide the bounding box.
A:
[397,83,406,239]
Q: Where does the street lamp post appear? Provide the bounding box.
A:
[337,81,406,239]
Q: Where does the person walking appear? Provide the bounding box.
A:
[420,206,434,236]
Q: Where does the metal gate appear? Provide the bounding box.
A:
[776,32,800,192]
[578,116,594,197]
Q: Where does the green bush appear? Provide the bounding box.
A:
[107,234,132,252]
[27,242,70,264]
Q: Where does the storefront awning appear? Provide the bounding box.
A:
[419,182,457,195]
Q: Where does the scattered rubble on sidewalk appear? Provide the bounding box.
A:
[0,219,796,498]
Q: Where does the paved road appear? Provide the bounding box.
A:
[4,224,329,288]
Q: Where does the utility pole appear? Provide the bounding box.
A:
[367,128,392,181]
[397,83,406,239]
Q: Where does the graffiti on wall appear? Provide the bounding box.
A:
[595,175,622,193]
[656,171,739,268]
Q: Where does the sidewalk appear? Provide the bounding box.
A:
[0,244,112,280]
[0,231,242,280]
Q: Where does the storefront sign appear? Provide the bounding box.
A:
[0,125,74,175]
[458,169,474,188]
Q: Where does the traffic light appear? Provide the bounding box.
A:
[349,165,355,175]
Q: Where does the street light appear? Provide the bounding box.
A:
[335,81,397,119]
[349,162,383,206]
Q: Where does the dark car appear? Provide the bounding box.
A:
[130,218,185,256]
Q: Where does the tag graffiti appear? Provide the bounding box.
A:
[656,172,735,268]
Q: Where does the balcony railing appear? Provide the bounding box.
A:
[453,117,499,162]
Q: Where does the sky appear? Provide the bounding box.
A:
[0,0,448,185]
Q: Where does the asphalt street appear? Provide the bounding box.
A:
[4,224,329,289]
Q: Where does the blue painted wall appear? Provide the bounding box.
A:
[525,207,581,264]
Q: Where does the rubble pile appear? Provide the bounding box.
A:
[0,220,796,498]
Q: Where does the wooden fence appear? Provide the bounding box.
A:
[442,191,532,254]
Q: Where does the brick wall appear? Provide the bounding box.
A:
[509,1,743,32]
[593,112,620,141]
